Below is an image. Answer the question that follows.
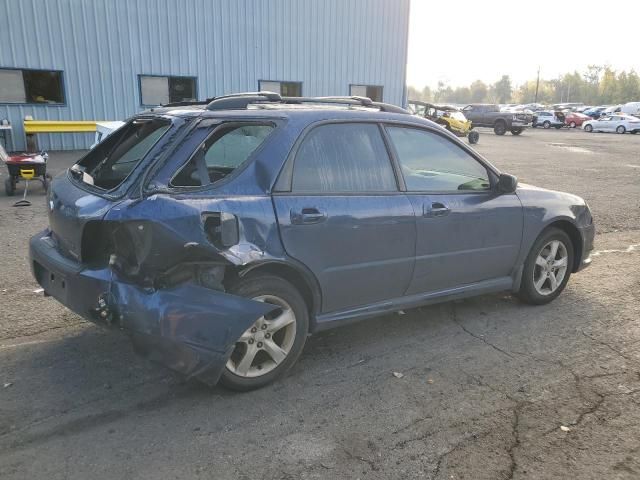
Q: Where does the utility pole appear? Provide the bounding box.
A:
[534,66,540,104]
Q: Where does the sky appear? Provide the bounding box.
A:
[407,0,640,89]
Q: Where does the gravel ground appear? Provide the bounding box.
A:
[0,127,639,479]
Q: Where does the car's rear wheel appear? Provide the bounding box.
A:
[616,125,626,134]
[219,273,309,391]
[468,130,479,144]
[543,120,551,129]
[569,121,576,128]
[494,121,506,135]
[517,228,574,305]
[510,127,523,135]
[584,124,593,132]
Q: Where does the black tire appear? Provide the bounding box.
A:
[219,273,309,391]
[4,177,15,196]
[517,227,574,305]
[494,121,507,136]
[468,130,480,144]
[569,121,576,128]
[543,121,551,129]
[510,128,523,135]
[554,125,562,129]
[631,130,638,134]
[616,125,626,134]
[584,124,593,132]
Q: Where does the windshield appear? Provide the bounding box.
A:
[73,118,171,190]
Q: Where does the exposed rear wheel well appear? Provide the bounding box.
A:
[231,263,319,328]
[545,220,582,272]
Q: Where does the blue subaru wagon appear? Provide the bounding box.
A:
[30,93,594,390]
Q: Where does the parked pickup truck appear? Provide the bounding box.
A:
[462,104,532,136]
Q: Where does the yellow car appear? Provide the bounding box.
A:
[408,101,479,144]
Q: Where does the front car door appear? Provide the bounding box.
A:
[383,125,523,295]
[273,122,416,314]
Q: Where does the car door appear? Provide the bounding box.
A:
[273,122,416,313]
[384,125,523,295]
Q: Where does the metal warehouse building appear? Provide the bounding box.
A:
[0,0,410,151]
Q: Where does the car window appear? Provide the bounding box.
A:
[171,124,273,187]
[386,127,490,192]
[75,118,171,190]
[291,123,397,193]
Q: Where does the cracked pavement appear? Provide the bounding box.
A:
[0,128,639,479]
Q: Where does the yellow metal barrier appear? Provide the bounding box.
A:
[23,120,98,134]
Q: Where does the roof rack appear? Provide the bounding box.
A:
[206,91,282,110]
[203,92,409,114]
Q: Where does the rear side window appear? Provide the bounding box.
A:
[171,124,273,187]
[75,118,170,190]
[292,123,396,192]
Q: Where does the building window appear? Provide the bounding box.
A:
[350,84,383,102]
[139,75,197,106]
[0,68,64,104]
[258,80,302,97]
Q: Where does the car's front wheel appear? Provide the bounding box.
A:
[219,273,309,391]
[517,228,574,305]
[510,127,523,135]
[584,124,593,132]
[543,121,551,129]
[616,125,626,134]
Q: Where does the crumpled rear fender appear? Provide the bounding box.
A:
[108,279,278,385]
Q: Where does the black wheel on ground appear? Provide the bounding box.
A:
[554,124,562,129]
[616,125,626,134]
[631,130,638,134]
[543,120,551,129]
[584,124,593,132]
[517,227,574,305]
[468,130,480,144]
[569,121,576,128]
[219,273,309,391]
[494,121,507,135]
[4,177,15,196]
[510,128,523,135]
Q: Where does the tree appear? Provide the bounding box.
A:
[469,80,488,103]
[492,75,512,103]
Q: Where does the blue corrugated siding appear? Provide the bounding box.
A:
[0,0,410,150]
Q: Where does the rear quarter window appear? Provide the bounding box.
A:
[171,123,274,187]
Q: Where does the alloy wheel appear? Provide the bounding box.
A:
[533,240,569,296]
[226,295,297,378]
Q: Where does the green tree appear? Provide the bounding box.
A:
[492,75,512,103]
[469,80,488,103]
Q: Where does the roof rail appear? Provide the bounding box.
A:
[282,96,409,114]
[206,91,282,111]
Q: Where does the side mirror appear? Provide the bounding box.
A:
[497,173,518,194]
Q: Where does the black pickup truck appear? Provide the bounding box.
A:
[461,104,532,135]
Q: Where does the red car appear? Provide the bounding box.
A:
[564,112,591,128]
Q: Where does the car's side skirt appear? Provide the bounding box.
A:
[313,276,514,331]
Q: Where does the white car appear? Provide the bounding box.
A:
[533,111,564,129]
[90,121,126,149]
[583,114,640,134]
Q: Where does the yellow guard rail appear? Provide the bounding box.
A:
[23,120,98,134]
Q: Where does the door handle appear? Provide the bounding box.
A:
[425,202,451,217]
[291,207,327,225]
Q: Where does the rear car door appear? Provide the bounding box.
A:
[384,125,523,295]
[273,122,416,313]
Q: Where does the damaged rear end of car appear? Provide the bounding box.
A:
[29,107,289,386]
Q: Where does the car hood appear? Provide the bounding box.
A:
[516,182,586,207]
